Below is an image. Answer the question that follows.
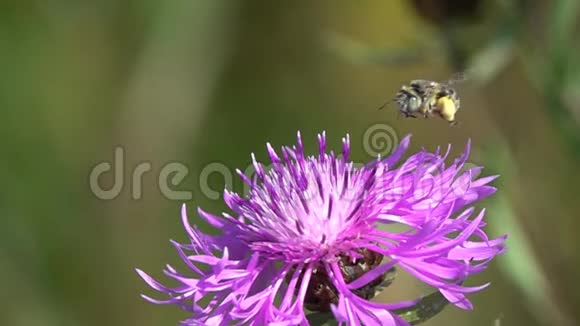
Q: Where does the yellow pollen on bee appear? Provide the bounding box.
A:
[435,96,457,122]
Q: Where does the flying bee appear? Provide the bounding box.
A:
[379,73,465,125]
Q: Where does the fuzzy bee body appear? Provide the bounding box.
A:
[381,74,464,125]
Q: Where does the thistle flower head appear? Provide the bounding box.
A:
[137,132,506,325]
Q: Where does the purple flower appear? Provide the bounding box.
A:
[136,132,506,325]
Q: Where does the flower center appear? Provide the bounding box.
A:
[287,248,393,312]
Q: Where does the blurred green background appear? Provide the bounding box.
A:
[1,0,579,325]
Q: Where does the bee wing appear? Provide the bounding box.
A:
[446,72,467,85]
[409,80,435,90]
[409,79,431,84]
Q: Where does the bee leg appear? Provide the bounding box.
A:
[378,98,395,110]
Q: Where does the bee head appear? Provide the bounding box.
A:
[406,95,423,111]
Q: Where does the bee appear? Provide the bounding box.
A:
[379,73,465,125]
